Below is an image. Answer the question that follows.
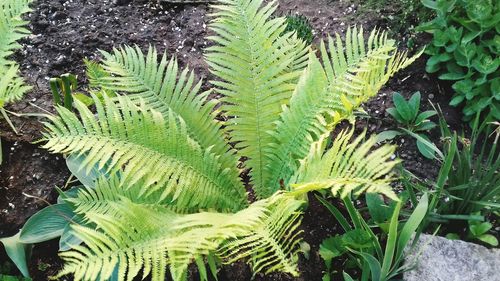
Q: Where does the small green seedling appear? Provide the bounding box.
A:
[447,214,498,247]
[378,91,438,159]
[468,214,498,247]
[50,74,93,110]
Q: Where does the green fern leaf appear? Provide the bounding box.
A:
[88,45,240,175]
[56,192,304,281]
[206,0,306,198]
[290,129,399,201]
[0,0,32,106]
[42,95,247,212]
[0,0,32,63]
[264,27,422,193]
[0,64,31,106]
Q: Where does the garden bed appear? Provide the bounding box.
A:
[0,0,484,280]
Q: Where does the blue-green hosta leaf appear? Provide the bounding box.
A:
[0,232,32,278]
[66,154,111,189]
[19,204,74,244]
[59,215,85,251]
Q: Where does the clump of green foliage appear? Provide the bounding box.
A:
[403,112,499,246]
[284,14,314,44]
[9,0,420,280]
[420,0,499,120]
[319,192,429,281]
[378,91,438,159]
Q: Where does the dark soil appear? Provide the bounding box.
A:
[0,0,462,280]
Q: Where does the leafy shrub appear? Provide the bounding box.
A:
[15,0,420,280]
[420,0,500,120]
[283,14,314,44]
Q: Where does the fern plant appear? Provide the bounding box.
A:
[28,0,421,280]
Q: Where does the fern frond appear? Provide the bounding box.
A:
[0,64,31,105]
[0,0,31,64]
[42,95,247,212]
[69,174,175,219]
[290,129,399,200]
[264,27,421,193]
[206,0,305,198]
[56,192,304,281]
[0,0,32,106]
[88,45,240,176]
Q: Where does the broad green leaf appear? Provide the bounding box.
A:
[469,222,492,236]
[381,201,401,279]
[439,72,468,80]
[402,129,444,160]
[59,215,84,251]
[415,110,437,125]
[395,193,428,262]
[446,233,460,240]
[342,229,373,249]
[449,94,465,106]
[376,130,402,143]
[417,136,437,159]
[319,236,346,262]
[0,232,32,278]
[386,108,403,122]
[366,193,393,223]
[408,92,421,120]
[355,251,381,281]
[19,204,74,243]
[392,92,413,122]
[416,121,437,132]
[478,234,498,246]
[66,154,106,188]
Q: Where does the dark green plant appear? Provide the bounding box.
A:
[318,193,429,281]
[419,0,500,120]
[377,91,438,159]
[283,14,314,45]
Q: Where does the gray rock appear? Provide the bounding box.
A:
[404,234,500,281]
